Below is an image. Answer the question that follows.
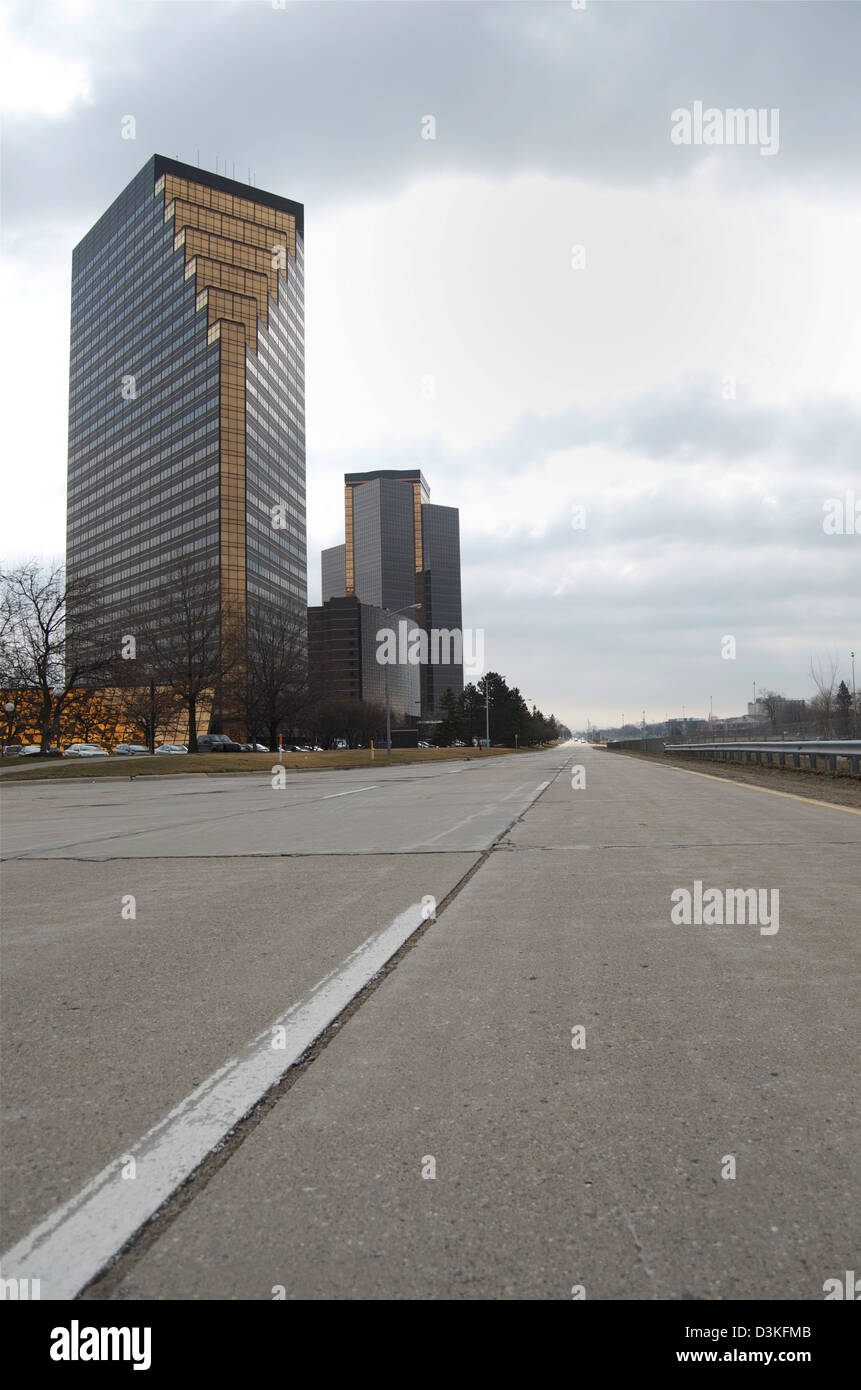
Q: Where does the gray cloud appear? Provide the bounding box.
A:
[5,0,861,243]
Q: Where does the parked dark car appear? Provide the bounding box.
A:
[197,734,243,753]
[2,744,24,757]
[20,745,63,758]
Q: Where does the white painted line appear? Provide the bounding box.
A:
[418,779,552,848]
[0,900,432,1300]
[322,785,379,800]
[501,781,534,802]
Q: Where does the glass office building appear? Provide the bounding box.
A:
[321,544,346,601]
[327,469,463,718]
[66,156,306,711]
[307,596,420,722]
[420,502,463,715]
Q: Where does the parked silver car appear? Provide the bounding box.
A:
[65,743,109,758]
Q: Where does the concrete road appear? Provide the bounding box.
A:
[1,744,858,1298]
[0,753,550,1255]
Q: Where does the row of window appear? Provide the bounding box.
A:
[245,425,305,504]
[248,342,304,427]
[71,230,182,359]
[245,488,305,544]
[71,320,214,435]
[71,364,219,453]
[69,419,219,508]
[72,191,155,291]
[69,461,220,543]
[72,512,220,582]
[246,525,306,572]
[70,255,195,381]
[70,394,219,480]
[71,220,174,346]
[70,491,220,564]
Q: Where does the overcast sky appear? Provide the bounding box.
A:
[1,0,858,729]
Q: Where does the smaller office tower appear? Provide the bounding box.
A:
[333,470,463,718]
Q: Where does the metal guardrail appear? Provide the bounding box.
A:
[663,740,861,773]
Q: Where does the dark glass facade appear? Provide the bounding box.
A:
[68,160,221,620]
[421,503,464,713]
[307,596,419,721]
[67,156,306,698]
[339,469,462,718]
[321,544,346,601]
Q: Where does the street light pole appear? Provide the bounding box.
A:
[4,700,15,751]
[485,678,490,749]
[852,651,857,737]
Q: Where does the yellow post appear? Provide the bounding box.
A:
[370,740,374,761]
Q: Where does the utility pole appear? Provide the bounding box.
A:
[852,651,857,737]
[484,678,491,749]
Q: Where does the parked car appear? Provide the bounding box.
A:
[20,745,63,757]
[2,744,25,757]
[197,734,243,753]
[252,743,268,752]
[154,744,188,755]
[113,743,150,755]
[65,743,109,758]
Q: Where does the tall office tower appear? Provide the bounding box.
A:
[333,469,463,718]
[66,156,306,722]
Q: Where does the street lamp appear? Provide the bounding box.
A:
[4,701,15,751]
[484,678,491,749]
[852,651,857,737]
[384,603,421,760]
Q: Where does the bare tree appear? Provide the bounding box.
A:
[0,562,115,750]
[245,602,309,750]
[128,560,243,753]
[758,689,785,733]
[114,676,184,753]
[307,697,387,749]
[809,654,840,736]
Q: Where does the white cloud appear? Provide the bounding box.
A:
[0,13,93,118]
[307,171,861,460]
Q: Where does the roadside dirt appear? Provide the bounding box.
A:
[607,749,861,810]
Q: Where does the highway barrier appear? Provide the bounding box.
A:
[662,740,861,776]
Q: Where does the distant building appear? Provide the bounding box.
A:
[321,544,346,601]
[321,469,463,718]
[307,596,420,723]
